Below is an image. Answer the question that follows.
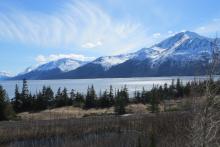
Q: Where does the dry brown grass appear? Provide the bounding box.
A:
[18,106,115,120]
[125,104,148,114]
[0,112,192,147]
[17,101,189,121]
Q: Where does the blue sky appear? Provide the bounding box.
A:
[0,0,220,74]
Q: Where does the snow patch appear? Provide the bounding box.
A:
[36,58,87,72]
[94,54,135,70]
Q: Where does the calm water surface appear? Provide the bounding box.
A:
[0,76,216,99]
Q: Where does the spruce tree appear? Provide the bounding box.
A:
[109,85,114,106]
[99,90,110,108]
[45,86,54,107]
[0,85,7,120]
[62,87,70,106]
[85,85,97,109]
[55,87,63,107]
[13,84,22,112]
[0,85,15,120]
[70,89,76,102]
[114,90,126,115]
[149,87,159,113]
[21,79,31,111]
[74,92,85,107]
[22,79,29,99]
[114,95,126,115]
[176,78,184,98]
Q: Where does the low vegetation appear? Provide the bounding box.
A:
[0,77,220,146]
[9,78,216,115]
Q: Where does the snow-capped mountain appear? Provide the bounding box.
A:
[133,31,213,66]
[91,31,213,70]
[11,58,88,80]
[59,31,218,79]
[10,31,220,80]
[0,71,12,80]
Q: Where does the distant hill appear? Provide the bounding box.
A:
[0,71,12,80]
[11,58,88,80]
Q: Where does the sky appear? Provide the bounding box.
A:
[0,0,220,75]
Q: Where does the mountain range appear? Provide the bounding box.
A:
[10,31,220,80]
[0,71,12,80]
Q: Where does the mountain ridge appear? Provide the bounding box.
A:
[10,31,220,80]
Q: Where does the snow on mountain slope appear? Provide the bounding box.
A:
[34,58,88,72]
[0,71,12,79]
[151,33,190,61]
[12,31,219,80]
[93,53,135,70]
[89,31,214,71]
[134,31,214,65]
[15,58,88,78]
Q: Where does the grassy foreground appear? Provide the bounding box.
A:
[0,111,190,147]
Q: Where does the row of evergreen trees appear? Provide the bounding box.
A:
[11,79,130,115]
[1,78,219,120]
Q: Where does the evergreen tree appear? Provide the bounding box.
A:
[45,86,54,107]
[0,85,15,120]
[114,89,127,115]
[22,79,29,99]
[122,86,129,104]
[13,84,22,112]
[0,85,7,120]
[34,86,54,110]
[62,87,70,106]
[163,83,169,100]
[183,82,191,97]
[141,87,150,104]
[134,90,141,103]
[74,92,85,107]
[109,85,114,106]
[99,90,110,108]
[55,88,63,107]
[149,87,159,113]
[168,80,176,100]
[114,94,126,115]
[34,91,45,110]
[20,79,32,111]
[176,78,184,98]
[70,89,76,102]
[85,85,97,109]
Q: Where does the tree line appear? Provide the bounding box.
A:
[0,78,220,120]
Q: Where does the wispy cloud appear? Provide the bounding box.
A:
[35,54,95,64]
[0,0,151,54]
[195,18,220,36]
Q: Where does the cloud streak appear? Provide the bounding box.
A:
[35,54,95,64]
[0,0,151,54]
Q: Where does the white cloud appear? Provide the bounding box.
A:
[0,1,150,54]
[195,19,220,36]
[153,33,161,38]
[82,41,102,48]
[35,54,95,64]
